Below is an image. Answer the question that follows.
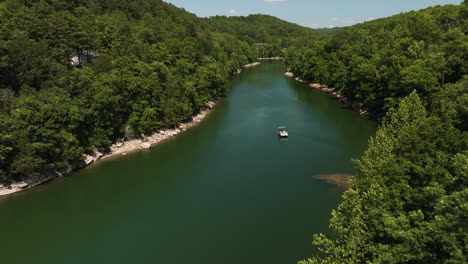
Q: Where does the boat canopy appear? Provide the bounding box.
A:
[277,126,287,130]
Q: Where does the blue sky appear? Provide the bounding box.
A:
[164,0,462,28]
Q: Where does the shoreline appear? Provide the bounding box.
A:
[258,57,284,60]
[0,101,217,197]
[284,72,370,118]
[1,60,276,197]
[233,61,262,75]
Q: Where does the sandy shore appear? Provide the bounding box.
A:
[233,61,262,76]
[285,72,370,118]
[244,62,261,68]
[0,101,217,197]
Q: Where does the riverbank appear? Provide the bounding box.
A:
[258,57,284,60]
[234,59,281,75]
[233,61,262,75]
[284,72,370,118]
[0,102,217,197]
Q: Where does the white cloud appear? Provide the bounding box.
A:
[330,17,356,25]
[311,23,322,28]
[366,17,376,21]
[264,0,288,2]
[227,9,238,15]
[327,25,337,29]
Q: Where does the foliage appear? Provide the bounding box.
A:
[301,91,467,263]
[0,0,309,181]
[294,3,467,263]
[285,3,468,118]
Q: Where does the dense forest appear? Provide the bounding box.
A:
[206,14,318,57]
[0,0,312,182]
[286,4,467,121]
[290,3,467,263]
[0,0,466,262]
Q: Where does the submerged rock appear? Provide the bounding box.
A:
[312,174,354,190]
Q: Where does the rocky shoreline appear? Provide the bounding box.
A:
[244,62,261,68]
[0,102,216,197]
[233,61,262,75]
[258,57,284,60]
[285,72,370,118]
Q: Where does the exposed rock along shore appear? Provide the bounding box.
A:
[234,58,283,75]
[0,102,216,196]
[258,57,284,60]
[233,61,262,75]
[244,62,261,68]
[284,72,370,118]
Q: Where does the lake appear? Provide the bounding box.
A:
[0,61,376,264]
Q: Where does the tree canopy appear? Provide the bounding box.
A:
[293,2,467,263]
[0,0,308,182]
[285,3,468,120]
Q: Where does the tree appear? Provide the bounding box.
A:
[303,91,467,263]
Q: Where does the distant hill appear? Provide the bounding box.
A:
[206,14,317,45]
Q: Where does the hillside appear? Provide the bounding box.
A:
[0,0,309,183]
[205,14,318,57]
[290,3,468,263]
[286,3,467,121]
[206,14,316,43]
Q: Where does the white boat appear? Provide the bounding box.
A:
[277,126,289,137]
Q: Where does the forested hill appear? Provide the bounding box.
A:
[293,3,468,263]
[0,0,309,182]
[286,3,467,121]
[206,14,316,44]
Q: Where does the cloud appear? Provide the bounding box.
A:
[330,17,356,25]
[227,9,238,15]
[264,0,288,2]
[311,24,322,28]
[366,17,376,21]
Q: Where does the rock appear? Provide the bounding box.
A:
[95,152,104,160]
[284,72,294,78]
[141,143,151,149]
[83,155,95,165]
[244,62,260,68]
[115,142,124,148]
[206,101,216,109]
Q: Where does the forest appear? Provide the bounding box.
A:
[0,0,312,182]
[288,3,467,263]
[0,0,466,263]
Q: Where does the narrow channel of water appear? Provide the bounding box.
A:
[0,62,376,264]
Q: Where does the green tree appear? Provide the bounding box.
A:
[303,91,467,263]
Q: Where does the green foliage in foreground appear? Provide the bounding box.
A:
[302,91,467,263]
[0,0,309,182]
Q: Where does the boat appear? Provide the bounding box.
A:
[277,126,289,137]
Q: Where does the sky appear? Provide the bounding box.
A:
[164,0,462,28]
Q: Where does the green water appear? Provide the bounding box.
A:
[0,62,376,264]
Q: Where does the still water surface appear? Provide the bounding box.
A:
[0,62,376,264]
